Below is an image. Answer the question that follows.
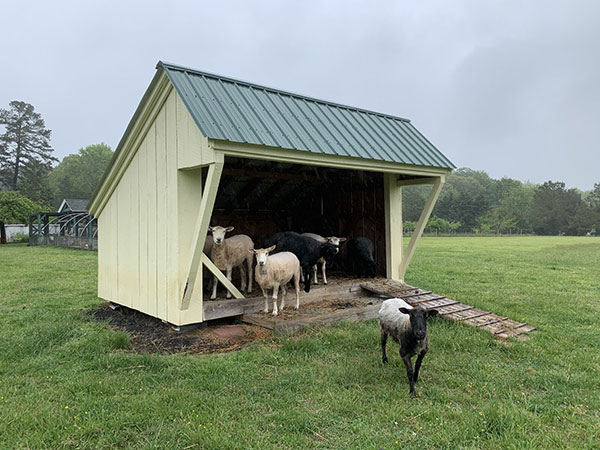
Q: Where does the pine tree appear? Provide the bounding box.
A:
[0,101,57,191]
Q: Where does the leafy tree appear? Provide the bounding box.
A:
[402,185,428,222]
[435,173,492,231]
[18,159,53,207]
[565,203,596,235]
[403,220,417,233]
[476,209,518,234]
[530,181,581,235]
[0,191,43,244]
[48,143,113,207]
[0,101,56,191]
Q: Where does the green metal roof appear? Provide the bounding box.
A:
[159,61,455,169]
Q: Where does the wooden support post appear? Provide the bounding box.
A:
[384,173,403,280]
[398,176,445,281]
[180,158,224,310]
[201,253,244,299]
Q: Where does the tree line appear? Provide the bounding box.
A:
[403,168,600,236]
[0,100,598,243]
[0,101,113,242]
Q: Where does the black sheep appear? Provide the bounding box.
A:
[346,237,377,277]
[263,232,338,292]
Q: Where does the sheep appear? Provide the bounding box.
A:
[379,298,438,396]
[300,233,346,285]
[203,235,214,290]
[263,231,338,293]
[251,245,301,316]
[207,226,254,300]
[203,234,213,255]
[346,237,377,277]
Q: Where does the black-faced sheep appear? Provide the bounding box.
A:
[379,298,438,396]
[346,237,377,277]
[252,246,301,315]
[300,233,346,285]
[263,231,338,293]
[208,226,254,299]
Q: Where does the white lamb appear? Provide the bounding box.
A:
[252,245,301,316]
[208,226,254,300]
[300,233,346,285]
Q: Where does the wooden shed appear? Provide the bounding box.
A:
[88,61,455,327]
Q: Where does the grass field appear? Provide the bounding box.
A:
[1,237,599,449]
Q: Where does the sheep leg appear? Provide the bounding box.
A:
[239,264,247,293]
[402,354,416,397]
[280,285,287,311]
[300,268,304,282]
[302,265,312,293]
[293,270,300,310]
[247,256,253,293]
[226,267,233,299]
[413,351,426,383]
[272,282,280,316]
[321,260,327,285]
[261,287,269,313]
[210,275,218,300]
[380,329,388,364]
[313,264,318,285]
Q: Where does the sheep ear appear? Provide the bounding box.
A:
[225,226,234,232]
[266,245,276,253]
[207,226,213,231]
[248,249,255,254]
[399,307,411,315]
[339,237,347,242]
[427,309,439,318]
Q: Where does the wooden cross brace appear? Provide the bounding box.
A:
[180,159,244,311]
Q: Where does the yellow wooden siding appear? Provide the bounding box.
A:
[96,87,212,325]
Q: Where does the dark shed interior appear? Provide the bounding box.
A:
[208,156,387,275]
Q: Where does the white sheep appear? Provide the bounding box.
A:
[300,233,346,285]
[208,226,254,300]
[251,245,301,316]
[379,298,438,396]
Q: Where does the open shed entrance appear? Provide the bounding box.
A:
[206,156,387,287]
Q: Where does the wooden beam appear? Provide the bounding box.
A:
[398,176,445,280]
[180,159,224,310]
[213,140,453,177]
[384,173,403,280]
[201,253,244,299]
[397,176,439,186]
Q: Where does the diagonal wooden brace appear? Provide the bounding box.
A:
[398,176,445,281]
[201,253,244,299]
[180,160,224,310]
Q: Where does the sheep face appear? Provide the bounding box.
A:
[252,245,276,267]
[208,226,234,245]
[320,242,339,265]
[399,306,439,340]
[326,236,346,254]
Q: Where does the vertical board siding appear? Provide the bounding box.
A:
[138,141,149,315]
[155,108,169,321]
[96,88,215,325]
[147,125,158,318]
[165,92,179,324]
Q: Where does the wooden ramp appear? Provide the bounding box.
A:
[360,279,535,340]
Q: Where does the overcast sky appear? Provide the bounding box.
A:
[2,0,598,190]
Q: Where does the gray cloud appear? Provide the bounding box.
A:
[1,0,598,189]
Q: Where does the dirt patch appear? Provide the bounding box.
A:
[88,305,272,355]
[253,297,373,321]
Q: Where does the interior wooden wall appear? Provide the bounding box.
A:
[209,157,387,275]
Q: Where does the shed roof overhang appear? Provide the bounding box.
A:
[89,61,454,216]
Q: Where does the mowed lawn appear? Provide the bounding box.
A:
[1,237,599,449]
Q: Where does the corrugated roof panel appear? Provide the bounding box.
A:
[160,62,455,169]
